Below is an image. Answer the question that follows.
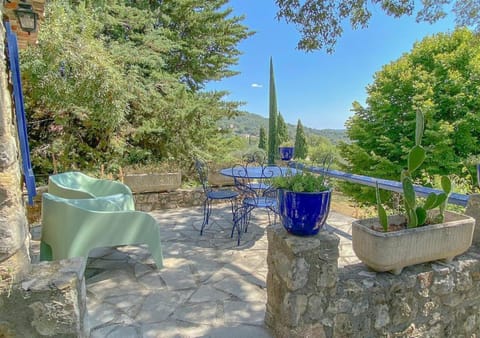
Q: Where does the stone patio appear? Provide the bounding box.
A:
[31,204,357,338]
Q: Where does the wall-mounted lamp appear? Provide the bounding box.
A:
[14,2,38,33]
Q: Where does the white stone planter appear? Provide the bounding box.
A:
[123,172,181,193]
[352,211,475,275]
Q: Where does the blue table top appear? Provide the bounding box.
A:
[220,166,298,179]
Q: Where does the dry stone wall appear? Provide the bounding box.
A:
[133,188,205,211]
[265,196,480,337]
[265,225,340,338]
[332,254,480,337]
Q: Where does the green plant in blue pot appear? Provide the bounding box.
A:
[278,141,295,161]
[271,159,332,236]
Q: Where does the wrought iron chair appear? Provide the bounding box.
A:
[239,150,271,191]
[195,159,239,235]
[242,149,267,166]
[231,164,281,244]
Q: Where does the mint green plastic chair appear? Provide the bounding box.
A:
[40,193,163,268]
[48,171,135,211]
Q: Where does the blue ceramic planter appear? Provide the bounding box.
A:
[277,189,332,236]
[278,146,294,161]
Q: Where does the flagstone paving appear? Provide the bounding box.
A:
[31,204,358,338]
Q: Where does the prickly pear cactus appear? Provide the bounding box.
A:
[376,110,452,230]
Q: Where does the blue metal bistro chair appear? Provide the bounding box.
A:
[231,164,280,244]
[195,159,239,235]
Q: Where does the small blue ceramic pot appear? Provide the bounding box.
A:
[277,189,332,236]
[278,146,294,161]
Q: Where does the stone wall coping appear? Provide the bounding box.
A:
[1,257,89,337]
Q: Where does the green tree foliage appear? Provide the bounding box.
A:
[208,133,250,166]
[155,0,252,90]
[276,112,290,146]
[21,3,128,174]
[268,57,278,164]
[21,0,251,176]
[308,134,339,164]
[294,119,308,159]
[339,28,480,204]
[275,0,480,52]
[217,111,349,144]
[258,126,267,150]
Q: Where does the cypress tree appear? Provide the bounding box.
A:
[258,126,267,150]
[268,57,278,165]
[276,112,289,146]
[294,119,308,159]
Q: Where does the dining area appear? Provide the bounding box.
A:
[26,160,356,337]
[195,152,299,245]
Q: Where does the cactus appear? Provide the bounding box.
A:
[376,182,389,231]
[377,110,452,230]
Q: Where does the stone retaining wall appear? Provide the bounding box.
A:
[133,188,204,212]
[334,253,480,337]
[265,195,480,337]
[27,187,208,224]
[265,226,340,338]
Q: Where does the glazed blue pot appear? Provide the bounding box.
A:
[278,146,294,161]
[277,189,332,236]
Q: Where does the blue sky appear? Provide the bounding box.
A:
[206,0,457,130]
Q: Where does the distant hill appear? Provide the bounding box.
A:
[218,112,349,145]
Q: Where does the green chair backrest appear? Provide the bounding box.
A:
[48,171,135,210]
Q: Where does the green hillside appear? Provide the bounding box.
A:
[218,112,349,144]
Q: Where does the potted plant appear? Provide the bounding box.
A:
[271,164,332,236]
[352,111,475,275]
[278,142,295,161]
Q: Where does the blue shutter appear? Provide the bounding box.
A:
[5,21,37,205]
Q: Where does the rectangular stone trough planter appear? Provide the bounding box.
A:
[123,172,181,193]
[352,211,475,275]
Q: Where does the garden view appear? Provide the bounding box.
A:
[20,0,480,212]
[5,1,480,336]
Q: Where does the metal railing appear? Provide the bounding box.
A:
[290,162,469,207]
